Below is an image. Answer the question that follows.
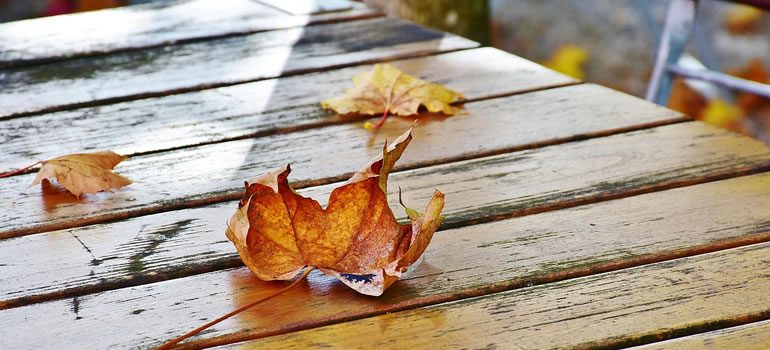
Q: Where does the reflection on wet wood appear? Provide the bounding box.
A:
[0,48,577,172]
[0,17,477,119]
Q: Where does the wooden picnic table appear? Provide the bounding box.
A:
[2,0,770,349]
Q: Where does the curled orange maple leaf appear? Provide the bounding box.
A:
[226,127,444,296]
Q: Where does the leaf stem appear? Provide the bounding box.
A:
[372,108,390,130]
[154,267,315,350]
[0,161,42,178]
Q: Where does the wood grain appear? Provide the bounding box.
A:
[0,84,686,238]
[218,242,770,350]
[0,0,377,69]
[629,319,770,350]
[0,123,767,299]
[0,47,577,173]
[0,17,477,119]
[4,172,770,349]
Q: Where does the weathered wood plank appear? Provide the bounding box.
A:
[219,243,770,350]
[7,118,766,309]
[0,17,477,119]
[0,84,687,238]
[629,319,770,350]
[4,172,770,349]
[13,119,764,309]
[0,0,377,69]
[0,47,578,173]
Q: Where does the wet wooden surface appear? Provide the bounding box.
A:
[2,83,687,238]
[0,16,477,119]
[2,1,770,349]
[0,48,577,173]
[219,242,770,350]
[5,172,770,349]
[5,122,769,309]
[0,85,684,237]
[0,0,377,69]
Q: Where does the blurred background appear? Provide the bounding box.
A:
[0,0,153,19]
[1,0,769,142]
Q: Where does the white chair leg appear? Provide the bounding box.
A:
[645,0,698,105]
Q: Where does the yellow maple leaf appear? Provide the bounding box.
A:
[543,45,588,80]
[321,64,464,130]
[701,99,743,131]
[30,151,132,198]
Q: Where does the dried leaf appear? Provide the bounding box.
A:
[30,151,132,198]
[226,127,444,296]
[321,64,464,130]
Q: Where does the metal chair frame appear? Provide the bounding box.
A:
[646,0,770,105]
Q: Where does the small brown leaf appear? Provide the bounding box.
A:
[226,127,444,296]
[30,151,132,198]
[321,64,464,130]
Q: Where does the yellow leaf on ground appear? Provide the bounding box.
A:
[226,127,445,296]
[701,99,744,132]
[724,4,765,34]
[30,151,132,198]
[543,45,588,80]
[321,64,464,129]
